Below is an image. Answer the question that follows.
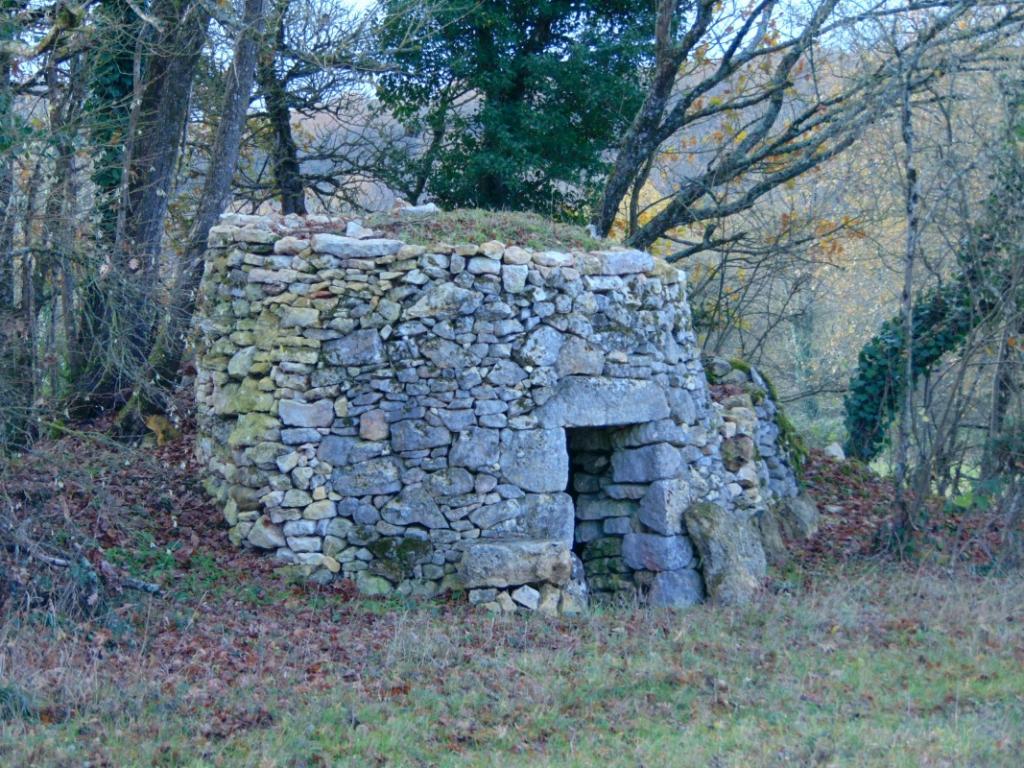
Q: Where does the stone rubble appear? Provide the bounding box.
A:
[195,213,811,613]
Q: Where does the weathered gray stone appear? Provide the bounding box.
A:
[638,478,691,535]
[537,377,670,427]
[323,329,384,366]
[406,283,481,319]
[592,249,654,275]
[458,540,572,588]
[499,429,567,492]
[479,493,574,546]
[622,534,694,571]
[683,503,766,605]
[778,492,820,540]
[382,486,448,528]
[648,568,704,608]
[428,467,474,496]
[420,337,475,369]
[280,306,319,328]
[227,346,257,378]
[511,585,541,610]
[556,337,604,376]
[501,264,529,293]
[247,516,286,549]
[310,233,403,258]
[279,399,334,428]
[317,435,385,466]
[450,428,499,469]
[332,456,403,496]
[611,443,683,483]
[391,420,450,452]
[359,409,389,441]
[514,326,563,367]
[487,360,527,386]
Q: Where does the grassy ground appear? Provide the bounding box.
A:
[365,209,607,251]
[2,435,1023,766]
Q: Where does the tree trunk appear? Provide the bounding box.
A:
[0,29,14,310]
[257,0,305,215]
[890,72,921,550]
[120,0,267,429]
[67,0,210,418]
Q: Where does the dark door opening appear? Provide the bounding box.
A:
[566,426,641,601]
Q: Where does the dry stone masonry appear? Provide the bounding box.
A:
[195,212,812,613]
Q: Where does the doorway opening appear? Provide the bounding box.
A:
[566,426,641,601]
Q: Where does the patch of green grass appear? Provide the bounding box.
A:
[366,208,608,251]
[4,564,1023,766]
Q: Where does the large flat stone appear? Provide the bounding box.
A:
[476,493,574,546]
[683,502,766,605]
[450,427,500,469]
[279,399,334,428]
[513,326,563,367]
[536,377,669,427]
[391,420,451,452]
[323,329,384,366]
[499,429,568,493]
[638,478,691,535]
[458,540,572,588]
[331,456,403,496]
[382,486,448,528]
[647,568,704,608]
[317,435,385,466]
[590,249,654,275]
[310,233,404,258]
[575,495,637,521]
[406,283,482,319]
[622,533,694,571]
[611,443,683,483]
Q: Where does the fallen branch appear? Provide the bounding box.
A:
[2,517,163,597]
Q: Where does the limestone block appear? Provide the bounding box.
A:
[514,325,563,367]
[683,502,766,605]
[382,486,448,528]
[317,435,385,466]
[647,568,704,608]
[247,516,285,549]
[406,283,482,319]
[450,427,500,469]
[622,533,694,571]
[359,409,389,441]
[638,478,691,535]
[331,456,403,496]
[511,585,541,610]
[555,336,604,376]
[279,399,334,428]
[310,233,403,258]
[391,420,451,452]
[591,249,654,275]
[323,329,384,366]
[458,540,572,588]
[499,429,568,493]
[611,443,683,483]
[537,377,670,428]
[477,493,574,546]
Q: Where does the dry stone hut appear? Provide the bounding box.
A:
[195,213,809,613]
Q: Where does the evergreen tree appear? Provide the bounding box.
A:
[376,0,653,217]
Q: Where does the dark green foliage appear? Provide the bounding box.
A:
[376,0,653,217]
[844,103,1024,462]
[843,281,978,462]
[84,0,137,240]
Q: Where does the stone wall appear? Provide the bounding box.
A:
[194,213,806,612]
